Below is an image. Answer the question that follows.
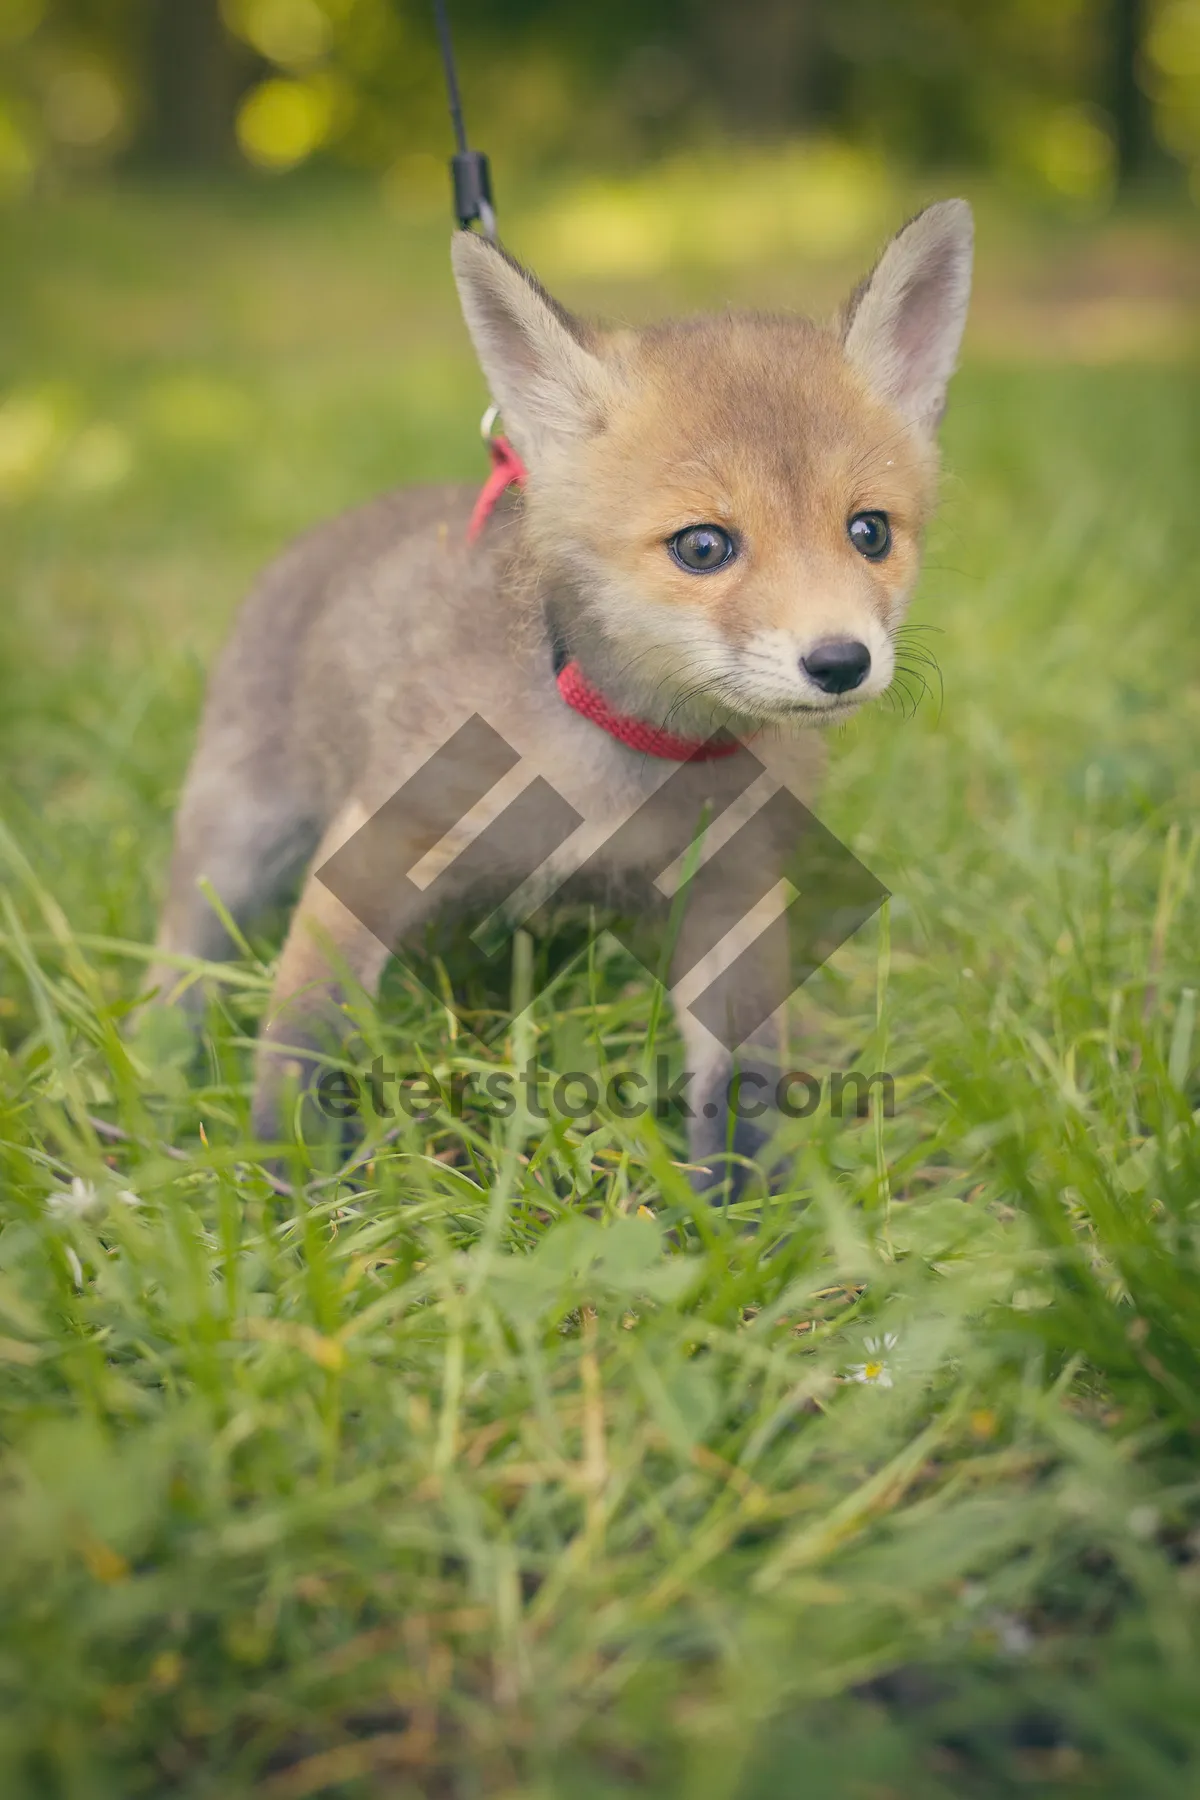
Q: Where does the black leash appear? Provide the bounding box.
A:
[433,0,496,239]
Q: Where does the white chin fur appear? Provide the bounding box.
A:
[575,574,897,730]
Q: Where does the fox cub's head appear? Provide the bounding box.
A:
[452,202,972,731]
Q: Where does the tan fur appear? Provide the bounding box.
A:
[558,318,936,726]
[147,201,973,1189]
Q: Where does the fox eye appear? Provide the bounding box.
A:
[669,524,736,573]
[848,511,891,560]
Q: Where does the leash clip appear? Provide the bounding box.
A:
[451,149,496,238]
[435,2,498,241]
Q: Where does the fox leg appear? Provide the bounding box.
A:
[147,755,319,1010]
[250,878,392,1147]
[676,1014,786,1202]
[249,802,394,1146]
[672,913,790,1203]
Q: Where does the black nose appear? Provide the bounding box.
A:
[801,639,871,696]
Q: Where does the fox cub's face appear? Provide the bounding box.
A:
[453,202,972,729]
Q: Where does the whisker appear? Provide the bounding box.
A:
[896,653,943,720]
[890,685,914,721]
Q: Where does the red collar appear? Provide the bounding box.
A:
[466,434,743,762]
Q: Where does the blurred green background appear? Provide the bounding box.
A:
[2,0,1200,203]
[0,0,1196,544]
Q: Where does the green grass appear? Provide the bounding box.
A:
[1,182,1200,1798]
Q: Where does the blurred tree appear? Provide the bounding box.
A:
[143,0,245,169]
[693,0,820,135]
[1109,0,1154,181]
[0,0,1192,201]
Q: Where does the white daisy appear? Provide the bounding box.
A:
[46,1177,100,1221]
[46,1176,140,1221]
[847,1331,899,1388]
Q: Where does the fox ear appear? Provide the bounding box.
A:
[841,199,973,435]
[451,232,610,466]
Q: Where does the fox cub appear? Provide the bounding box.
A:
[147,200,973,1191]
